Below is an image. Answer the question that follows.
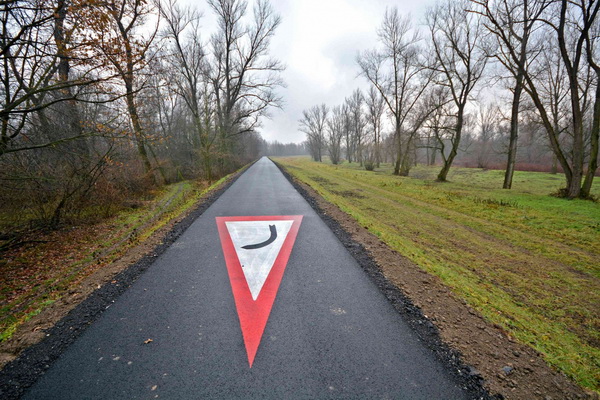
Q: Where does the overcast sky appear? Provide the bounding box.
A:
[180,0,431,144]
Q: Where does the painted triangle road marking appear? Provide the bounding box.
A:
[216,215,303,367]
[226,220,294,300]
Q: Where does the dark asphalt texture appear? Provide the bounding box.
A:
[20,157,483,399]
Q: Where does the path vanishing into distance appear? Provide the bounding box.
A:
[21,157,482,399]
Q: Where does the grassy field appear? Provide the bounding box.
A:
[0,173,234,343]
[275,156,600,393]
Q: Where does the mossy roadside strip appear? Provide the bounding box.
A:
[0,163,250,400]
[275,156,600,396]
[1,181,196,342]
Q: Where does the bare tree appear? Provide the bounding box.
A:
[535,41,571,174]
[474,0,599,198]
[0,0,103,157]
[97,0,159,180]
[0,1,127,226]
[581,4,600,196]
[475,101,501,168]
[208,0,284,172]
[357,7,432,176]
[365,85,385,168]
[342,102,353,163]
[160,0,220,180]
[51,0,85,155]
[327,105,344,165]
[299,104,328,162]
[470,0,550,188]
[145,63,194,177]
[421,85,453,166]
[345,89,366,165]
[554,0,600,198]
[427,0,487,181]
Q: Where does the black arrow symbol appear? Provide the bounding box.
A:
[242,225,277,250]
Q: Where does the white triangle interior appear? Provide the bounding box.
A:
[225,220,294,300]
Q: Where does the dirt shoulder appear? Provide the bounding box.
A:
[275,161,596,400]
[0,166,247,399]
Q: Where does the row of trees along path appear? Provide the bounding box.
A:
[0,0,283,228]
[300,0,599,199]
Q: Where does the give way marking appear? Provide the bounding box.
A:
[216,215,303,367]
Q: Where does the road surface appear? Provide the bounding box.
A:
[24,157,476,399]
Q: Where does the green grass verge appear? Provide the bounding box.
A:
[275,156,600,393]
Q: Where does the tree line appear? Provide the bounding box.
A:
[300,0,599,199]
[0,0,282,228]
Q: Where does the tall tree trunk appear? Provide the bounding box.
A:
[50,195,67,229]
[125,88,153,179]
[557,0,585,198]
[375,127,381,168]
[567,87,584,198]
[399,135,413,176]
[393,119,402,175]
[503,0,531,189]
[357,135,362,166]
[437,149,455,181]
[54,0,87,157]
[115,5,154,182]
[201,149,213,182]
[147,143,167,184]
[504,79,523,189]
[437,108,464,181]
[582,83,600,197]
[522,71,574,189]
[346,133,352,163]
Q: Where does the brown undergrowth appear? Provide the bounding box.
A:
[0,171,241,369]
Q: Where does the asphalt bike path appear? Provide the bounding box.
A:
[24,157,474,399]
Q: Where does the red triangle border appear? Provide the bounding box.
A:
[216,215,303,367]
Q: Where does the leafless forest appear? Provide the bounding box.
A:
[301,0,599,199]
[1,0,599,236]
[1,0,285,231]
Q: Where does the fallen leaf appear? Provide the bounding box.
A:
[151,385,157,391]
